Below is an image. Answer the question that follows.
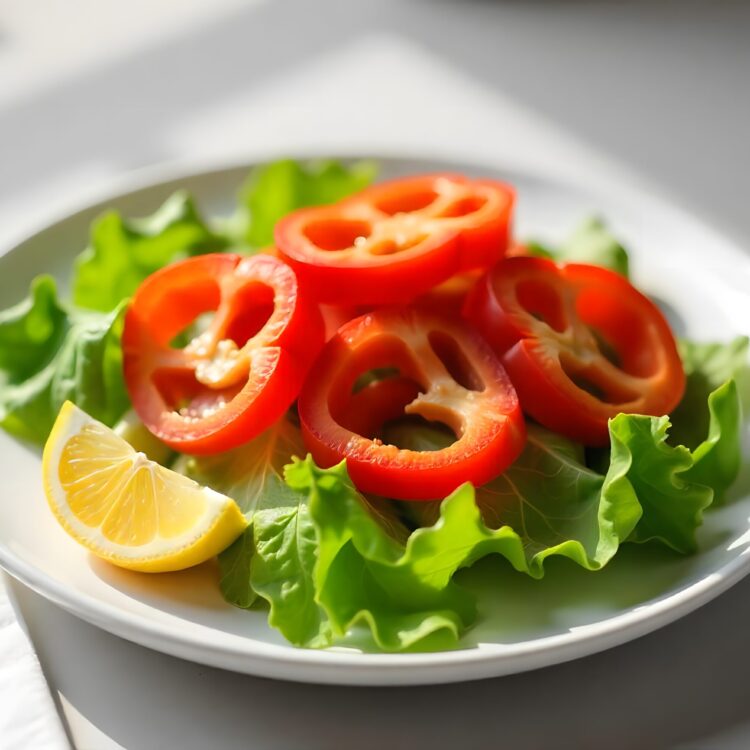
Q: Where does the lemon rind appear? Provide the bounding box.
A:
[43,402,247,571]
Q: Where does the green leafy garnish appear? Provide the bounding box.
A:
[216,372,741,651]
[683,379,742,506]
[217,473,330,645]
[670,336,749,450]
[73,160,377,312]
[0,276,128,444]
[411,383,740,560]
[280,376,738,649]
[73,191,228,312]
[218,528,258,610]
[528,217,630,277]
[238,159,378,248]
[288,458,474,650]
[180,414,305,516]
[402,424,641,575]
[609,414,713,553]
[250,487,328,646]
[199,416,319,642]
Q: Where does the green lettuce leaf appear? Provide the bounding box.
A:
[214,433,415,647]
[528,217,630,276]
[217,376,741,650]
[288,457,474,651]
[670,336,749,450]
[249,484,329,646]
[238,159,377,248]
[407,381,740,558]
[202,416,322,642]
[683,379,742,505]
[217,474,332,646]
[283,407,714,650]
[609,414,713,553]
[218,527,258,610]
[296,376,738,648]
[180,413,305,516]
[0,276,129,444]
[403,423,642,575]
[73,191,228,312]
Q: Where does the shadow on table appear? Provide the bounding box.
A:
[10,566,750,750]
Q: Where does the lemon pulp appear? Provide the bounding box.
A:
[43,402,247,572]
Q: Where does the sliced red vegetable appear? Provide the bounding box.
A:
[122,253,324,454]
[275,174,515,305]
[298,307,526,500]
[319,303,364,341]
[506,242,531,257]
[413,270,484,315]
[464,256,686,445]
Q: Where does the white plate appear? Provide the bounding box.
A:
[1,156,749,686]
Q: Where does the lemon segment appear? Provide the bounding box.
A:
[43,401,248,572]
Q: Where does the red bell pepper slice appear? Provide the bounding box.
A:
[464,256,686,445]
[122,253,324,454]
[298,307,526,500]
[275,174,515,306]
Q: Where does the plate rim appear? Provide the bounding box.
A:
[1,152,749,686]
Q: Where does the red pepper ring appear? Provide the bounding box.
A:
[122,252,324,455]
[464,256,686,445]
[275,174,515,305]
[298,307,526,500]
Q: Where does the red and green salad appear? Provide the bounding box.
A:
[1,159,747,653]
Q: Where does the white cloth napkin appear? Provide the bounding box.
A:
[0,579,70,750]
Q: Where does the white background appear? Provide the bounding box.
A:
[2,1,750,747]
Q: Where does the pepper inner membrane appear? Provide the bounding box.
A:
[332,333,466,446]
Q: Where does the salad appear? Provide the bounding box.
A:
[0,159,747,653]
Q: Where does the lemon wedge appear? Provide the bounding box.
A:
[42,401,248,572]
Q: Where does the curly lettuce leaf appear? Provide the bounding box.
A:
[217,474,331,645]
[249,487,329,646]
[73,191,228,311]
[238,159,378,248]
[609,414,713,553]
[0,276,128,443]
[475,428,641,571]
[402,424,642,575]
[683,379,742,505]
[407,381,740,559]
[217,382,741,650]
[528,217,629,277]
[217,375,741,651]
[204,417,323,641]
[671,336,749,450]
[295,374,739,649]
[221,457,448,650]
[283,404,720,650]
[287,458,474,651]
[217,470,331,647]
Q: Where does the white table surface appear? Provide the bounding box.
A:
[2,1,750,747]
